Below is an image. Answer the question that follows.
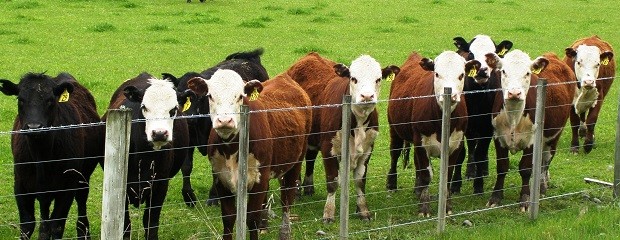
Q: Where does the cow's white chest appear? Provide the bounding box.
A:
[573,86,599,115]
[492,110,535,154]
[420,130,464,158]
[210,151,261,193]
[330,120,378,172]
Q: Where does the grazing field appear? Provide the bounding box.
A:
[0,0,619,239]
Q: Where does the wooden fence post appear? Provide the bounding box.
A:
[614,82,620,198]
[437,87,452,233]
[530,78,547,219]
[339,95,352,240]
[236,105,250,239]
[101,109,132,240]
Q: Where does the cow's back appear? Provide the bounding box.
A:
[538,52,576,135]
[287,52,338,104]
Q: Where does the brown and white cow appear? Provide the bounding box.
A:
[288,52,399,222]
[187,70,312,240]
[564,35,615,154]
[388,51,479,216]
[485,50,575,211]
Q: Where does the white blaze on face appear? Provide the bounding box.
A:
[205,69,246,140]
[573,45,602,89]
[141,79,178,150]
[433,51,466,112]
[468,35,496,79]
[349,55,383,105]
[497,50,533,102]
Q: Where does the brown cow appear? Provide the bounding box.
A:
[388,51,479,216]
[485,50,575,211]
[288,52,400,222]
[187,70,312,240]
[564,35,615,154]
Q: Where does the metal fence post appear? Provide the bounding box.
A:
[101,109,131,240]
[437,87,452,233]
[236,105,250,239]
[339,95,352,240]
[614,82,620,198]
[530,78,547,219]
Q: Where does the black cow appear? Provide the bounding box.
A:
[0,72,103,239]
[103,72,190,240]
[161,48,269,206]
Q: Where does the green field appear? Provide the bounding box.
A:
[1,0,619,239]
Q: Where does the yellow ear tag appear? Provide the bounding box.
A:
[532,68,542,74]
[498,48,507,56]
[182,97,191,112]
[601,57,610,66]
[249,88,259,101]
[386,73,395,82]
[467,68,477,77]
[58,89,70,102]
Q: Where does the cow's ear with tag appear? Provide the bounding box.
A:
[244,80,263,101]
[54,82,74,103]
[531,57,549,75]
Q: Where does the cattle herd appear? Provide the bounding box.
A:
[0,34,615,239]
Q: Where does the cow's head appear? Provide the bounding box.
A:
[0,73,73,133]
[565,44,614,90]
[420,51,481,112]
[334,55,399,117]
[486,50,548,103]
[187,69,262,141]
[124,78,192,150]
[454,34,513,84]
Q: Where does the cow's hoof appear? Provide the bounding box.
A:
[322,218,335,224]
[570,145,579,155]
[584,139,594,153]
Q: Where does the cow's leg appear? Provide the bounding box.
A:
[450,141,465,194]
[206,172,220,206]
[48,192,74,239]
[181,147,198,207]
[446,146,464,215]
[143,180,169,240]
[302,146,319,196]
[473,137,491,194]
[488,140,508,207]
[247,188,267,240]
[464,137,477,179]
[569,109,581,154]
[354,151,371,220]
[38,197,52,240]
[16,193,36,240]
[387,127,404,191]
[518,147,533,212]
[278,161,301,239]
[217,184,235,240]
[541,138,559,196]
[584,102,603,153]
[413,146,432,217]
[75,180,91,239]
[322,152,339,223]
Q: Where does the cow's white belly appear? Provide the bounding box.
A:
[420,130,464,158]
[210,151,261,193]
[493,111,535,154]
[573,87,599,115]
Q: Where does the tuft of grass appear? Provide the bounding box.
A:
[293,45,329,55]
[473,16,485,21]
[12,37,33,44]
[147,24,169,31]
[287,7,312,15]
[90,23,117,33]
[158,38,180,44]
[180,14,223,24]
[505,26,535,33]
[431,0,446,4]
[263,5,283,11]
[15,14,39,22]
[122,2,139,8]
[374,26,397,33]
[12,1,41,9]
[502,0,520,6]
[238,19,266,28]
[399,16,420,24]
[310,16,331,23]
[0,30,18,35]
[257,16,274,22]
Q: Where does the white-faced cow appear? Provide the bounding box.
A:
[388,51,479,216]
[161,48,270,207]
[485,50,574,211]
[0,72,103,239]
[187,70,312,240]
[288,52,400,222]
[103,72,190,240]
[450,34,513,194]
[564,35,615,154]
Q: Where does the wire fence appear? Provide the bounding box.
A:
[0,74,617,239]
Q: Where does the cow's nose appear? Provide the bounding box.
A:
[508,89,522,100]
[151,129,169,142]
[216,117,235,128]
[451,93,459,102]
[360,93,374,102]
[476,67,489,79]
[583,79,595,89]
[25,123,43,130]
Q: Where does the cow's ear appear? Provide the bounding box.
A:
[123,86,144,103]
[600,51,614,66]
[382,65,400,80]
[485,53,502,69]
[0,79,19,96]
[565,48,577,58]
[187,77,208,97]
[465,60,482,77]
[244,80,263,101]
[496,40,513,57]
[334,63,350,78]
[453,37,469,52]
[53,82,74,102]
[419,58,434,71]
[162,73,180,87]
[531,57,549,74]
[177,89,195,112]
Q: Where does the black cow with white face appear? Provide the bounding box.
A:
[103,72,191,240]
[451,35,513,194]
[162,47,269,207]
[0,72,103,239]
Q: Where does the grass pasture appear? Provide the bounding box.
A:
[0,0,619,239]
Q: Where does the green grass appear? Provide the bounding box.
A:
[0,0,619,239]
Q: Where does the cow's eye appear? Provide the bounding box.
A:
[435,73,439,78]
[207,94,213,101]
[577,61,581,66]
[526,72,531,77]
[459,73,464,80]
[169,107,178,117]
[351,77,358,84]
[141,105,147,112]
[238,95,243,102]
[501,70,506,75]
[375,78,381,83]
